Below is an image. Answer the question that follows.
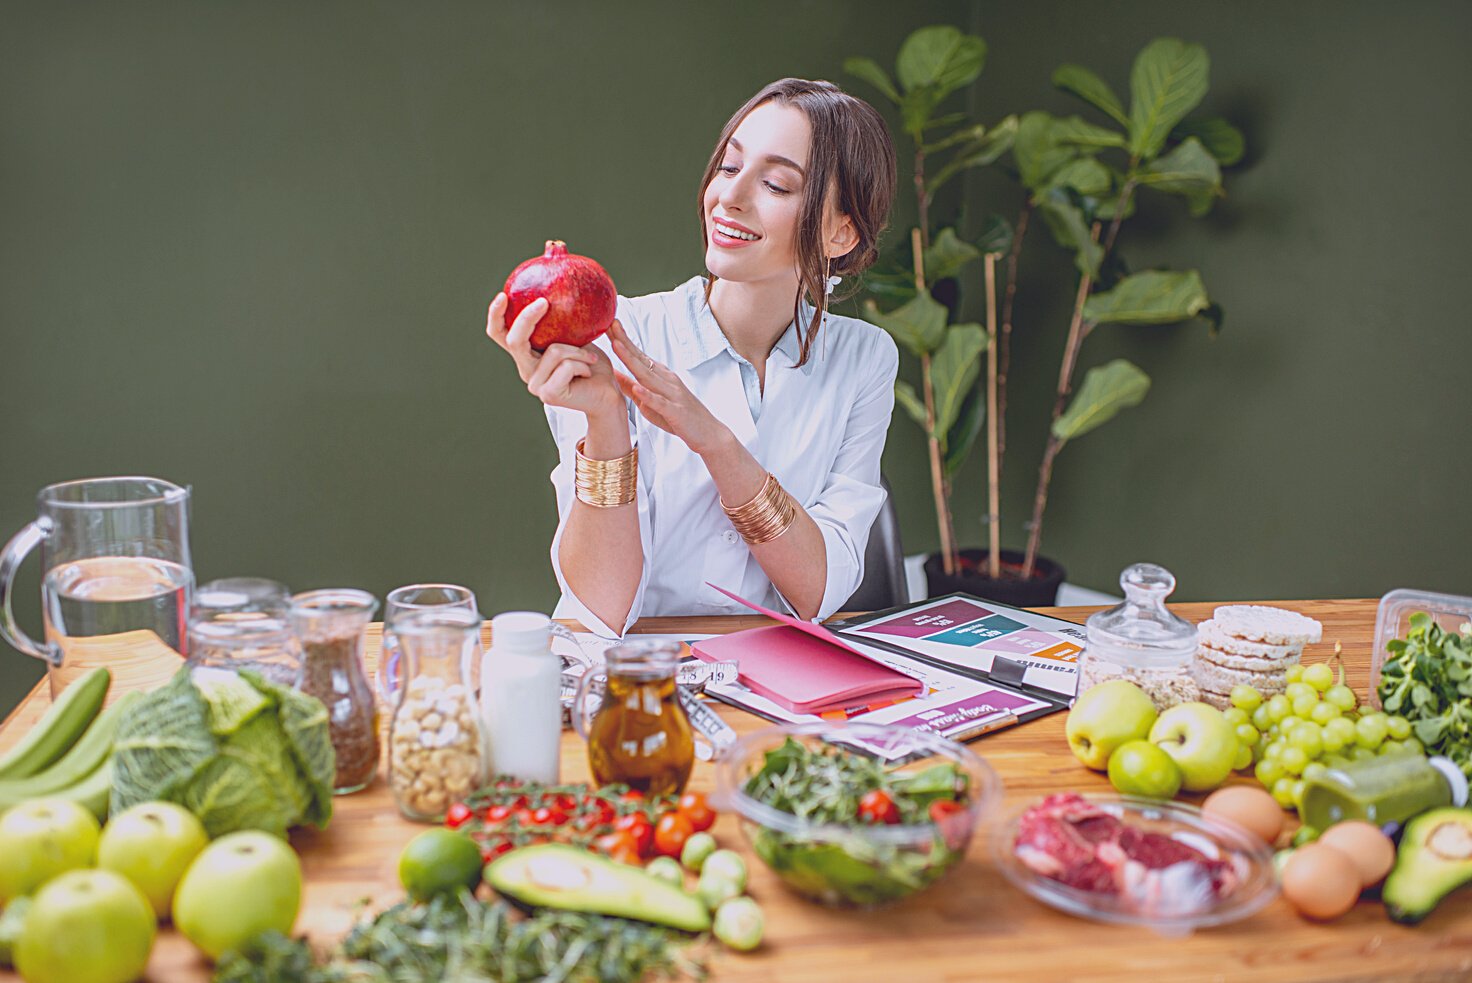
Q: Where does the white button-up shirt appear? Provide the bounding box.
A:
[545,275,899,637]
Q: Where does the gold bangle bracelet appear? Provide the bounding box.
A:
[721,472,797,545]
[574,438,637,508]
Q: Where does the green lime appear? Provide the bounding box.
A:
[1107,740,1183,799]
[398,829,483,902]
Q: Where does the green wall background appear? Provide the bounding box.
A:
[3,2,1468,715]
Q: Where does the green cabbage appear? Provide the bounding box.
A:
[111,667,335,837]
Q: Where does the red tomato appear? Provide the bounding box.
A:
[555,793,579,812]
[858,789,900,825]
[480,837,513,862]
[928,799,966,821]
[594,830,637,857]
[622,789,646,803]
[928,798,969,850]
[676,791,716,832]
[485,804,513,824]
[531,806,569,827]
[513,808,536,828]
[614,813,654,857]
[584,795,617,825]
[445,803,474,830]
[654,811,694,858]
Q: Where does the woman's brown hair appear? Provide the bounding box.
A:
[698,78,897,367]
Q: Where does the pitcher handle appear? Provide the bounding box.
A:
[0,520,60,666]
[571,669,604,742]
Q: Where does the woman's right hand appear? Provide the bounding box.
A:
[486,292,623,419]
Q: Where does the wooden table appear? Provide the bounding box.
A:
[2,599,1470,982]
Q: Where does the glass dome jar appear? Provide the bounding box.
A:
[1079,563,1200,710]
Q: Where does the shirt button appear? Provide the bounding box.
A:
[722,530,739,545]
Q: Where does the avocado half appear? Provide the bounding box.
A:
[1383,806,1472,925]
[486,844,711,933]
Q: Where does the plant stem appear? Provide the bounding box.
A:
[997,203,1030,471]
[983,252,1001,579]
[914,149,931,250]
[1101,176,1136,261]
[1022,222,1101,579]
[910,225,955,575]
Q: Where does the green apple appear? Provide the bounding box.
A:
[97,802,209,919]
[1148,702,1238,792]
[1065,680,1158,770]
[0,797,101,900]
[13,869,155,983]
[172,830,301,961]
[1107,739,1183,798]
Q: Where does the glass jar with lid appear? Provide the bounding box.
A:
[1079,563,1200,710]
[188,578,300,685]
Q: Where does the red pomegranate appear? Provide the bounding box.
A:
[502,240,617,351]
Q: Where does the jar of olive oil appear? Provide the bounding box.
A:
[574,640,694,796]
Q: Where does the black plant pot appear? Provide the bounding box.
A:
[923,548,1067,608]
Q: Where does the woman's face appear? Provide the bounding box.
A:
[703,100,836,286]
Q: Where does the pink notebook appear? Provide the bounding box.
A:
[691,584,923,714]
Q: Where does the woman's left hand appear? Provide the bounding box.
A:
[608,321,731,456]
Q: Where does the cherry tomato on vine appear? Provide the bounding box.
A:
[480,837,513,863]
[594,830,641,864]
[858,789,900,825]
[445,802,474,829]
[654,811,694,858]
[531,806,569,827]
[614,813,655,856]
[513,808,537,828]
[485,804,513,823]
[622,789,646,803]
[676,791,716,832]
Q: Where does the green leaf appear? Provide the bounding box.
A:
[943,385,984,480]
[922,122,986,155]
[1138,138,1222,215]
[930,324,987,439]
[923,227,982,282]
[1014,112,1077,191]
[843,56,900,104]
[926,115,1018,195]
[1052,359,1151,442]
[864,290,948,356]
[975,213,1014,255]
[1050,115,1128,150]
[1046,157,1112,197]
[893,381,928,430]
[923,112,969,132]
[1052,64,1128,126]
[1083,269,1209,325]
[896,26,986,96]
[900,86,944,138]
[1128,38,1210,159]
[1171,117,1245,166]
[1035,189,1102,278]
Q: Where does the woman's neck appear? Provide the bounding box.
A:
[708,274,800,367]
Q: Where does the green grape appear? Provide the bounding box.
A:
[1349,745,1377,762]
[1322,754,1352,769]
[1251,704,1274,732]
[1400,736,1424,756]
[1291,780,1308,809]
[1302,761,1329,782]
[1290,723,1324,759]
[1233,743,1253,771]
[1223,706,1250,728]
[1281,747,1309,775]
[1379,739,1407,756]
[1291,693,1320,718]
[1386,716,1411,741]
[1355,713,1389,749]
[1292,825,1320,847]
[1263,740,1286,760]
[1324,717,1357,749]
[1231,685,1264,713]
[1266,694,1292,723]
[1325,684,1357,712]
[1271,777,1297,807]
[1302,662,1335,692]
[1310,702,1342,725]
[1285,664,1305,684]
[1256,757,1286,786]
[1236,723,1261,747]
[1285,682,1316,704]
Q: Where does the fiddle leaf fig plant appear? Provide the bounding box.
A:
[844,25,1016,577]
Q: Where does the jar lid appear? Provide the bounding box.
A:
[491,611,551,652]
[1085,563,1199,666]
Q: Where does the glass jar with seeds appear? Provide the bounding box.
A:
[1079,563,1200,710]
[290,588,381,794]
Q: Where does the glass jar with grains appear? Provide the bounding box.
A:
[387,607,486,821]
[1079,563,1200,710]
[290,588,380,794]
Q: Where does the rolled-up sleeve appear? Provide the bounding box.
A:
[789,334,900,622]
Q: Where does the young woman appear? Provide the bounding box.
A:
[487,78,898,637]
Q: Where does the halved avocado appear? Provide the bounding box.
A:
[486,844,711,932]
[1384,806,1472,925]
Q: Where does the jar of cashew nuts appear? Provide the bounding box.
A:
[386,608,486,821]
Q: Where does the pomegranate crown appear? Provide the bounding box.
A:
[543,240,568,257]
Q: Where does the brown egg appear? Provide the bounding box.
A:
[1203,785,1286,845]
[1281,843,1362,920]
[1318,821,1396,887]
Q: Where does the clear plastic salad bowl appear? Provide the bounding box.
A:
[713,721,999,908]
[991,793,1279,936]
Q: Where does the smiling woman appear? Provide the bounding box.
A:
[485,78,898,636]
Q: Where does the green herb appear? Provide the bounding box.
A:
[744,738,964,825]
[211,892,706,983]
[111,668,334,837]
[1379,612,1472,778]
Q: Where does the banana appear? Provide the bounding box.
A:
[40,758,115,821]
[0,667,110,781]
[0,691,141,806]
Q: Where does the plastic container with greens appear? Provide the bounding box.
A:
[713,721,997,908]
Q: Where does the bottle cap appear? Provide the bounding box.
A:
[1429,756,1469,807]
[491,611,552,653]
[1084,563,1199,667]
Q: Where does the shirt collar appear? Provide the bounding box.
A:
[675,276,819,375]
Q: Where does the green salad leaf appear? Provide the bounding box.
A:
[112,667,335,837]
[1378,613,1472,778]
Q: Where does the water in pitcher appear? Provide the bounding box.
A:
[42,556,193,694]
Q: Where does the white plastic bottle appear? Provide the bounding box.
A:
[479,611,561,783]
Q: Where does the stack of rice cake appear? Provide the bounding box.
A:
[1191,605,1324,709]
